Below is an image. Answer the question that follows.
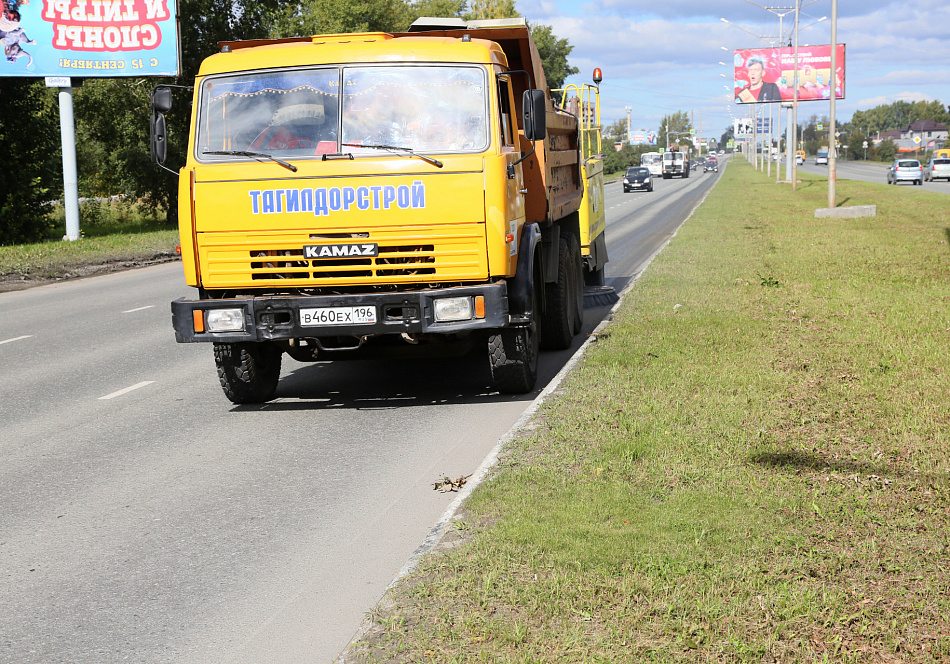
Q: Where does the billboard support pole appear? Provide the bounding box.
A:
[791,0,800,191]
[51,79,81,241]
[827,0,837,208]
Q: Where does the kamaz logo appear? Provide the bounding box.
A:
[304,243,379,259]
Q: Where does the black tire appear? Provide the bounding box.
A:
[568,233,584,333]
[539,233,579,350]
[488,281,539,394]
[213,342,282,404]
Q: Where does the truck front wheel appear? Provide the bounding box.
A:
[488,279,539,394]
[213,342,282,404]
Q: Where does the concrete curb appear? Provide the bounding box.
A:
[815,205,877,218]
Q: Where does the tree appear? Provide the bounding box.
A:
[876,138,897,163]
[0,79,61,244]
[463,0,516,19]
[603,119,628,143]
[269,0,404,36]
[720,125,735,150]
[529,25,579,92]
[658,111,691,150]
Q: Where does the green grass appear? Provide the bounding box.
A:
[0,200,178,284]
[349,159,950,663]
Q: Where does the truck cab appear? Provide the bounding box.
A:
[152,19,609,402]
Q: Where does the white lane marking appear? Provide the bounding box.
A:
[122,306,154,314]
[0,335,32,345]
[99,381,154,400]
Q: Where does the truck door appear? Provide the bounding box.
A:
[497,75,525,257]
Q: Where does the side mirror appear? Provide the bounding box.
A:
[522,89,546,141]
[150,111,167,165]
[151,86,173,114]
[149,87,171,165]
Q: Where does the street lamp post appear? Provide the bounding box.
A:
[828,0,837,208]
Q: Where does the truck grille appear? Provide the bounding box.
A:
[249,245,436,280]
[199,226,485,288]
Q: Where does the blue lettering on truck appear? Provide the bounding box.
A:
[248,181,425,216]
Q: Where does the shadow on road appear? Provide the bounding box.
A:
[231,349,536,412]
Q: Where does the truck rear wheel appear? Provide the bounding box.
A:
[539,233,580,351]
[489,279,539,394]
[568,233,584,332]
[213,342,282,404]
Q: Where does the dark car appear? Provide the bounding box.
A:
[623,166,653,192]
[704,157,719,172]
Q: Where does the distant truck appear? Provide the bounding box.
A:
[662,150,690,178]
[816,146,829,165]
[150,18,609,402]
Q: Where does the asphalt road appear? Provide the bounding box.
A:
[0,160,723,664]
[794,158,950,193]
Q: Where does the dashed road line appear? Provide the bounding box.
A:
[99,381,154,400]
[0,335,32,345]
[122,306,155,314]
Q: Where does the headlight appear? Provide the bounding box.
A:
[206,308,245,332]
[623,178,630,183]
[434,297,473,322]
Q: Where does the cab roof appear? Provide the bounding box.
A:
[200,32,510,77]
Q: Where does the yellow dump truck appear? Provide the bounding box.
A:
[151,17,607,402]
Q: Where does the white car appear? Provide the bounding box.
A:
[924,158,950,182]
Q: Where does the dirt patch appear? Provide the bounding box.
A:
[0,252,181,293]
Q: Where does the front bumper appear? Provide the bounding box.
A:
[171,283,510,343]
[623,180,650,189]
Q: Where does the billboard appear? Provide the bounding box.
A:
[733,44,845,104]
[629,129,658,146]
[0,0,179,77]
[735,118,754,136]
[734,118,772,136]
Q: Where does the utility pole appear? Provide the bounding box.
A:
[625,105,632,145]
[791,0,800,191]
[827,0,837,208]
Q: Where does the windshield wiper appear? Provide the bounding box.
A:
[203,150,297,172]
[342,143,443,168]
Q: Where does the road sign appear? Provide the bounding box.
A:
[914,137,922,144]
[863,141,868,149]
[817,124,824,131]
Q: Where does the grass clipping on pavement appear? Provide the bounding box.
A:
[352,161,950,663]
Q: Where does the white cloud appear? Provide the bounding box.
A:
[856,92,936,108]
[515,0,950,130]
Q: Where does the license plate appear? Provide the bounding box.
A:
[300,306,377,327]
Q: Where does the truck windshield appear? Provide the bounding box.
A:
[195,65,489,162]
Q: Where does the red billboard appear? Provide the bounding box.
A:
[733,44,845,104]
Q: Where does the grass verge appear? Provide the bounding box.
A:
[0,203,178,290]
[348,159,950,662]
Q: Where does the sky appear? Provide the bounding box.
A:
[516,0,950,142]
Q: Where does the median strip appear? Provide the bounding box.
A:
[344,159,950,663]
